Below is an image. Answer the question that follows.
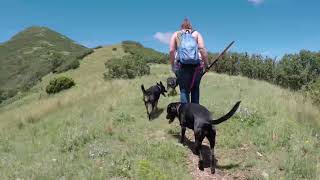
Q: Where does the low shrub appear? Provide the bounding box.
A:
[50,54,64,72]
[76,49,94,59]
[122,41,168,64]
[303,79,320,105]
[93,45,103,49]
[54,58,80,73]
[108,155,133,178]
[49,53,80,73]
[104,55,150,79]
[0,89,18,104]
[46,76,75,94]
[59,128,96,152]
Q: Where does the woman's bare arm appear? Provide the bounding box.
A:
[169,32,177,67]
[197,32,208,67]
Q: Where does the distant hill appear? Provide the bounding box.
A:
[0,26,92,102]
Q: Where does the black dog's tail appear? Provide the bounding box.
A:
[141,84,146,94]
[210,101,241,125]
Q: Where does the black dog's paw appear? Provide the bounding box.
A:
[198,160,204,171]
[179,140,186,146]
[211,167,215,174]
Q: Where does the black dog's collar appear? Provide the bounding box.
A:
[177,104,181,113]
[177,103,185,115]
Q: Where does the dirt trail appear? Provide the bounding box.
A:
[184,132,249,180]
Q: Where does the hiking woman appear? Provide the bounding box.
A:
[169,18,209,104]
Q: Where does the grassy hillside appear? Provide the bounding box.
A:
[0,26,92,102]
[122,41,169,64]
[0,45,319,179]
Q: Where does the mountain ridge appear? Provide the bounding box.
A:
[0,26,92,103]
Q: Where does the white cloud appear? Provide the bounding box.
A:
[248,0,264,5]
[153,32,173,44]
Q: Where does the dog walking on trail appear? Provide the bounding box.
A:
[141,82,167,120]
[166,101,241,174]
[169,18,209,104]
[166,76,178,96]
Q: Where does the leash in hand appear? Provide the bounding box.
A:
[203,41,235,76]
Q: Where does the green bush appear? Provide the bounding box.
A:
[0,89,18,104]
[93,45,102,49]
[76,49,94,59]
[104,55,150,79]
[303,79,320,105]
[209,50,320,91]
[0,90,4,104]
[46,76,75,94]
[48,53,81,73]
[122,41,168,64]
[50,53,64,72]
[54,58,80,73]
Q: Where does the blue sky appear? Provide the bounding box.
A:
[1,0,319,58]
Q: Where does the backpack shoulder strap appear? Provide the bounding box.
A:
[182,29,194,34]
[178,30,186,36]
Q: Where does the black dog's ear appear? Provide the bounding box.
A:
[171,105,175,112]
[160,81,167,93]
[161,82,166,88]
[157,82,160,86]
[169,104,176,112]
[167,103,175,113]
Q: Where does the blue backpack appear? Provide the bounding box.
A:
[177,30,200,64]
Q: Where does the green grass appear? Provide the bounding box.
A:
[0,45,319,179]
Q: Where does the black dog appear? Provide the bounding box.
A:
[166,101,241,174]
[166,77,178,96]
[141,82,167,120]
